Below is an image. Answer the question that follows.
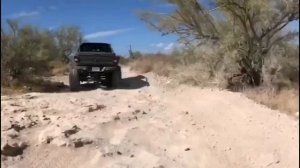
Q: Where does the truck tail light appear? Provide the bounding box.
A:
[74,56,80,63]
[113,56,120,63]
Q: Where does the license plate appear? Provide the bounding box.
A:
[92,67,100,72]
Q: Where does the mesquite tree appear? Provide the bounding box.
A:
[138,0,299,86]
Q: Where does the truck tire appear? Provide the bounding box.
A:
[102,75,112,88]
[111,66,122,88]
[69,69,81,91]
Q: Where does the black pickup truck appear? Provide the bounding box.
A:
[68,42,122,91]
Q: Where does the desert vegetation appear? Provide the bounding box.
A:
[127,0,299,114]
[135,0,298,88]
[1,20,82,92]
[1,1,299,167]
[1,0,299,113]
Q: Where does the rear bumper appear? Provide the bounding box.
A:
[73,66,119,82]
[75,66,118,72]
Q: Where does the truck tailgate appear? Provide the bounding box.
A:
[76,52,117,66]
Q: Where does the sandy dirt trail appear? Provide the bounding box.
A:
[1,67,299,168]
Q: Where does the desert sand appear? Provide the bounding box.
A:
[1,67,299,168]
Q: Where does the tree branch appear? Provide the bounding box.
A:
[266,21,290,41]
[260,13,289,39]
[246,13,259,39]
[226,7,250,38]
[267,31,299,51]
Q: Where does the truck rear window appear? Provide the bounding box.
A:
[79,43,113,52]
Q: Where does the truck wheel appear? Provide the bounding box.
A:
[111,66,122,88]
[69,69,81,91]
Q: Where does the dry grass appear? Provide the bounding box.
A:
[23,78,67,93]
[1,77,67,95]
[1,87,27,95]
[128,54,176,77]
[51,66,69,76]
[50,62,69,76]
[1,62,69,95]
[244,87,299,116]
[128,54,226,87]
[172,62,219,87]
[119,56,130,65]
[127,53,299,116]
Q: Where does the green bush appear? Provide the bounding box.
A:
[1,19,82,88]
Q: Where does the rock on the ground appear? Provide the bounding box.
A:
[63,125,81,137]
[39,135,53,144]
[40,102,49,109]
[38,125,62,144]
[9,123,25,132]
[72,138,93,148]
[5,129,19,139]
[87,104,106,112]
[69,131,95,148]
[1,141,28,157]
[113,115,120,121]
[22,95,37,100]
[51,137,70,147]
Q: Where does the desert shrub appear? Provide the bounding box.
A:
[128,45,143,60]
[119,56,130,65]
[245,87,299,116]
[50,61,70,76]
[1,19,82,91]
[262,44,299,91]
[1,77,67,94]
[129,51,143,60]
[129,53,177,76]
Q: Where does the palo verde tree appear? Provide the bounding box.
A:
[138,0,299,86]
